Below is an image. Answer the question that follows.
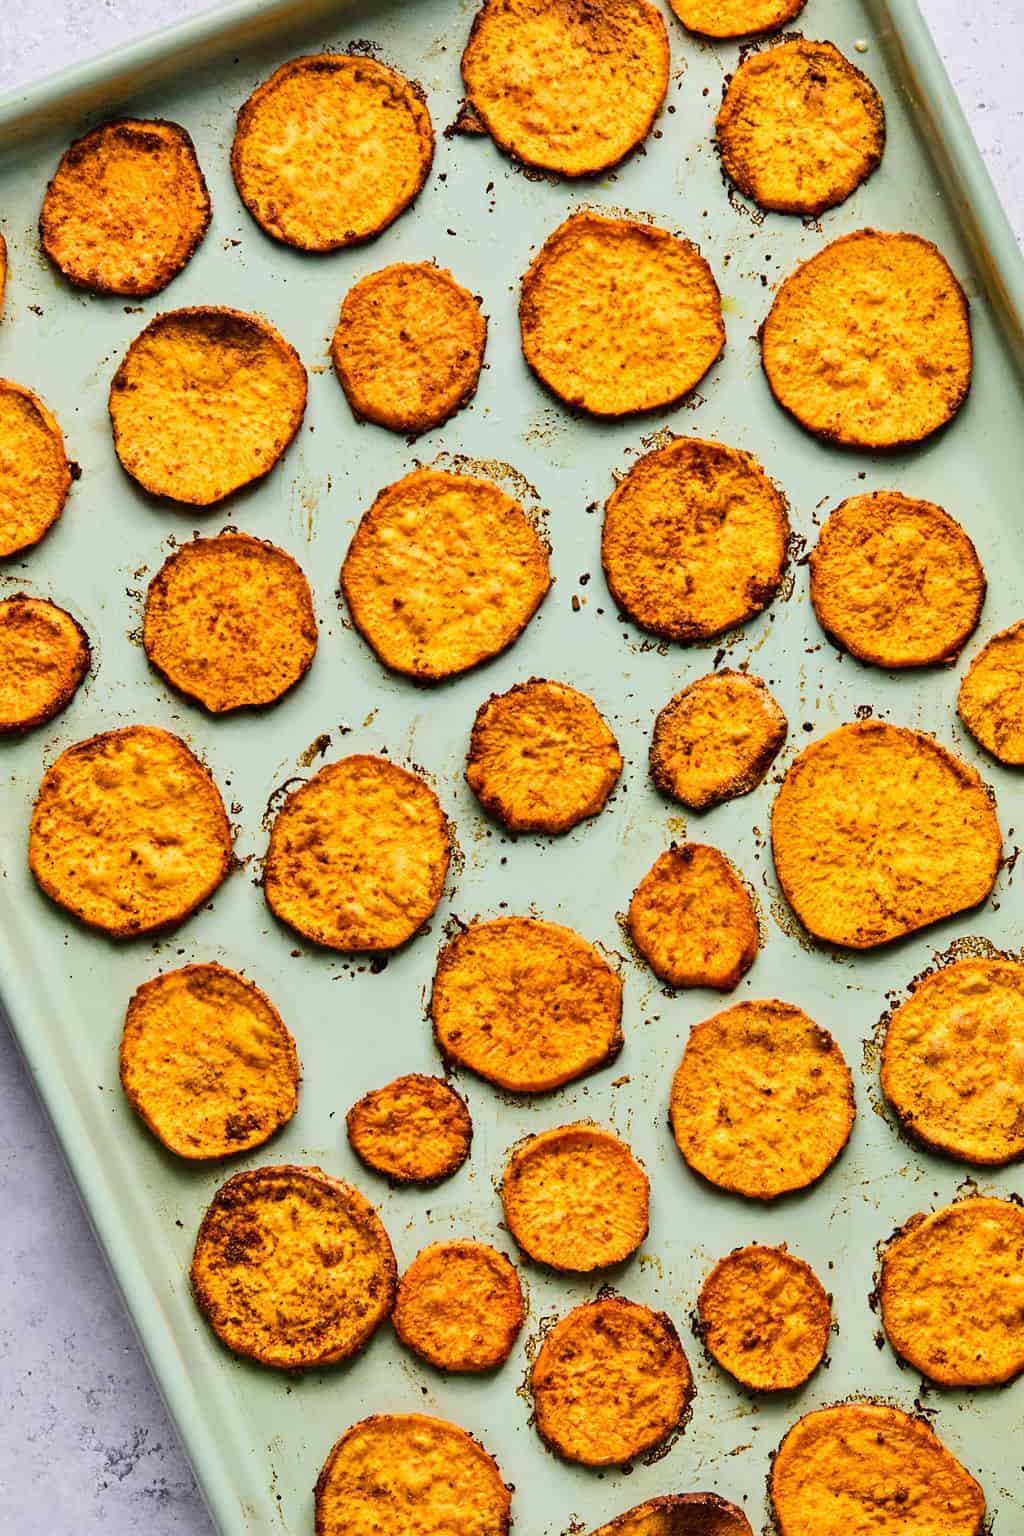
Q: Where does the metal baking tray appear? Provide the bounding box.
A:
[1,1,1022,1531]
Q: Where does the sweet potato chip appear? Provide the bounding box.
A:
[591,1495,752,1536]
[0,596,89,733]
[959,619,1024,763]
[461,0,669,177]
[628,843,758,991]
[762,229,971,449]
[29,725,231,938]
[668,0,805,39]
[143,531,317,712]
[40,117,211,295]
[698,1244,830,1390]
[431,916,623,1092]
[772,721,1001,948]
[0,378,71,559]
[341,467,550,680]
[346,1073,471,1184]
[120,962,299,1159]
[532,1297,692,1466]
[716,40,884,216]
[264,753,450,952]
[520,214,724,417]
[880,1197,1024,1386]
[232,54,433,251]
[651,671,787,809]
[502,1123,649,1271]
[191,1164,396,1369]
[603,437,789,641]
[670,999,855,1199]
[466,678,622,834]
[393,1239,524,1371]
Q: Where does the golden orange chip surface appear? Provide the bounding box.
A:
[341,467,550,680]
[881,956,1024,1164]
[29,724,231,938]
[431,916,623,1092]
[392,1239,524,1371]
[109,306,306,506]
[315,1413,510,1536]
[466,678,622,834]
[603,437,789,641]
[670,999,855,1199]
[959,619,1024,763]
[762,229,971,449]
[264,753,450,952]
[880,1197,1024,1387]
[0,379,71,559]
[770,1402,986,1536]
[651,670,786,810]
[502,1123,649,1271]
[120,962,299,1160]
[0,596,89,733]
[772,720,1001,948]
[628,843,758,991]
[520,214,724,417]
[346,1073,471,1184]
[716,40,884,216]
[232,54,433,251]
[810,491,984,668]
[143,531,317,712]
[192,1165,396,1369]
[461,0,669,177]
[698,1244,830,1391]
[591,1494,753,1536]
[532,1297,691,1466]
[40,118,211,295]
[668,0,805,39]
[332,262,485,434]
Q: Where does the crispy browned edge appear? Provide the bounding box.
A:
[391,1239,525,1370]
[429,919,625,1090]
[331,264,488,436]
[877,1199,1024,1386]
[696,1243,830,1391]
[0,377,72,559]
[314,1413,511,1535]
[0,595,91,734]
[770,720,999,950]
[767,1402,987,1536]
[628,843,759,992]
[191,1164,398,1370]
[230,54,435,253]
[532,1297,693,1465]
[649,670,787,809]
[760,228,973,451]
[593,1492,753,1536]
[108,306,308,507]
[345,1072,473,1185]
[502,1123,650,1272]
[460,0,670,180]
[519,214,725,421]
[263,752,452,952]
[142,530,318,713]
[119,962,300,1160]
[339,470,551,682]
[808,492,986,668]
[28,725,233,939]
[673,0,807,42]
[669,1001,856,1200]
[39,118,212,297]
[715,39,886,218]
[602,438,790,640]
[958,618,1024,764]
[465,676,623,833]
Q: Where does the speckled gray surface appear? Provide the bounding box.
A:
[0,3,1021,1532]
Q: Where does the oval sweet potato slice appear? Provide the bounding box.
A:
[346,1073,471,1184]
[0,595,89,733]
[392,1240,524,1371]
[0,379,71,559]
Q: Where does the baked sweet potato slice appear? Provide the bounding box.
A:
[650,671,786,809]
[668,0,805,40]
[590,1494,752,1536]
[698,1243,830,1390]
[392,1240,524,1371]
[0,378,71,559]
[628,843,758,991]
[958,618,1024,762]
[0,596,89,733]
[346,1073,471,1184]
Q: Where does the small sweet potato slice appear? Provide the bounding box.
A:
[346,1073,471,1184]
[392,1240,524,1371]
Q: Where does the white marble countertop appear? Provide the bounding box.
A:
[1,3,1021,1531]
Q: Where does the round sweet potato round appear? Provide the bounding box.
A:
[959,619,1024,763]
[0,378,71,559]
[0,596,89,733]
[393,1240,524,1371]
[628,843,759,991]
[590,1494,753,1536]
[346,1073,471,1184]
[651,671,787,810]
[232,54,433,251]
[698,1244,830,1390]
[668,0,805,40]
